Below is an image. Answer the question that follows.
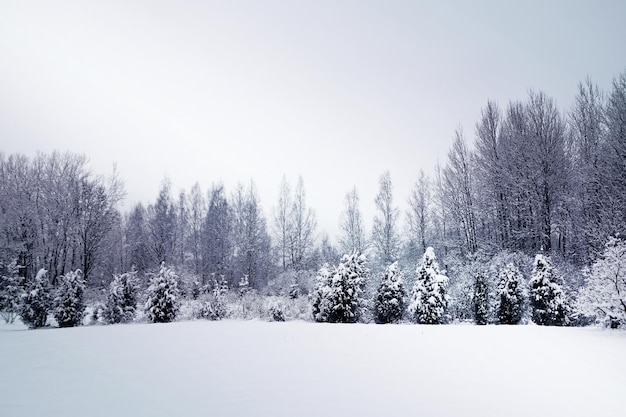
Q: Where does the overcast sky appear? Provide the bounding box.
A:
[1,0,625,241]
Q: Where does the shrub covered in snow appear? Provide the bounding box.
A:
[20,268,52,329]
[144,263,180,323]
[104,270,139,324]
[268,300,286,322]
[576,236,626,328]
[311,264,334,322]
[375,261,405,324]
[53,269,86,327]
[408,247,449,324]
[198,278,228,320]
[529,254,568,326]
[0,260,24,324]
[496,263,526,325]
[473,270,489,325]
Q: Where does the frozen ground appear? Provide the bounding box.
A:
[1,320,625,417]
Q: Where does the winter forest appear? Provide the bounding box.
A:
[1,69,626,330]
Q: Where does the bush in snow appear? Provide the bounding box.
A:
[311,264,334,322]
[529,254,568,326]
[104,270,139,324]
[288,277,300,299]
[408,247,449,324]
[53,269,86,328]
[576,236,626,328]
[87,302,106,325]
[198,278,228,320]
[473,270,489,325]
[268,300,286,322]
[0,260,24,324]
[496,263,526,325]
[20,268,52,329]
[144,262,180,323]
[375,261,406,324]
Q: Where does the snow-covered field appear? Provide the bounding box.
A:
[1,321,625,417]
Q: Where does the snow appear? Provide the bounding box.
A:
[1,320,625,417]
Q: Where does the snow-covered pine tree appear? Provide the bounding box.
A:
[311,264,333,322]
[20,268,52,329]
[375,261,405,324]
[576,236,626,328]
[144,262,180,323]
[104,270,139,324]
[0,260,24,324]
[53,269,86,327]
[497,263,525,324]
[529,254,568,326]
[473,270,488,325]
[327,253,368,323]
[408,247,449,324]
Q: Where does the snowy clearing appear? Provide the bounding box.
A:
[1,321,625,417]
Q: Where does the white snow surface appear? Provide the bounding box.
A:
[1,320,625,417]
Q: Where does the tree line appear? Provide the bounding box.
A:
[0,68,625,328]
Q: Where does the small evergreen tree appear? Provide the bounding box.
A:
[311,264,333,322]
[576,236,626,328]
[104,270,139,324]
[375,261,406,324]
[144,262,180,323]
[0,260,24,324]
[53,269,86,327]
[497,263,525,324]
[408,247,448,324]
[473,271,488,325]
[326,253,368,323]
[529,254,568,326]
[20,268,52,329]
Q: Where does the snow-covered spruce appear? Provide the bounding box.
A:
[311,264,334,322]
[529,254,568,326]
[104,270,139,324]
[576,236,626,328]
[408,247,449,324]
[375,261,406,324]
[20,268,52,329]
[496,263,525,324]
[144,263,180,323]
[0,260,24,324]
[311,253,369,323]
[327,253,368,323]
[473,270,488,325]
[53,269,86,327]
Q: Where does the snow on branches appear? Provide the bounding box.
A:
[408,247,449,324]
[145,262,181,323]
[311,253,368,323]
[529,254,568,326]
[576,236,626,328]
[375,261,406,324]
[53,269,86,327]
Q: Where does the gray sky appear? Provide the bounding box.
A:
[1,0,625,241]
